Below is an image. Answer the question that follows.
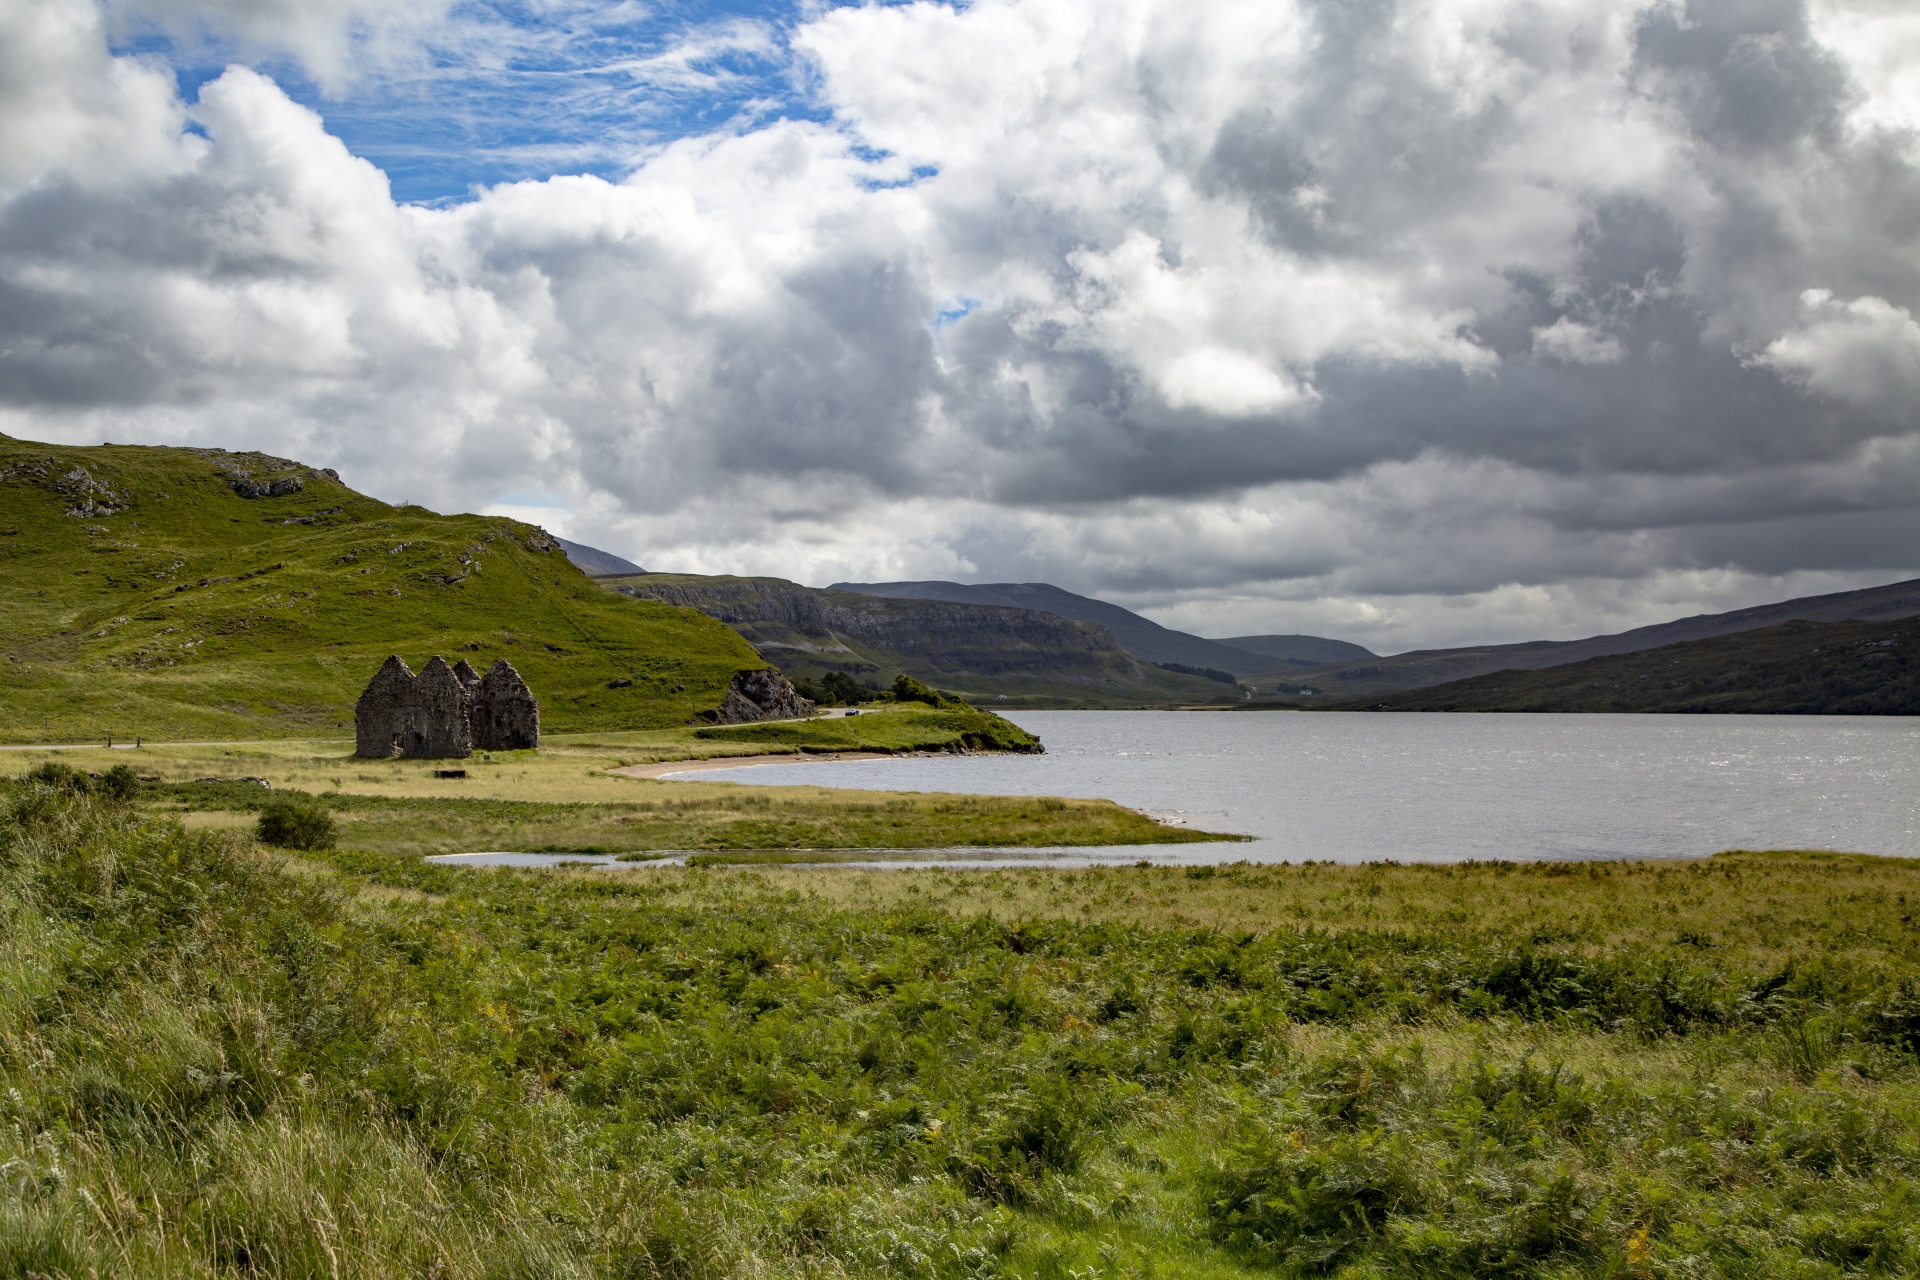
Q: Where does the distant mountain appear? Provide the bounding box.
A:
[1326,617,1920,714]
[556,537,645,577]
[603,573,1238,707]
[829,579,1345,676]
[1278,577,1920,697]
[1216,634,1375,667]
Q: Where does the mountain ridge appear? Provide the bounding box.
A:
[1319,616,1920,714]
[605,573,1238,706]
[1215,633,1376,666]
[829,579,1364,676]
[1275,577,1920,697]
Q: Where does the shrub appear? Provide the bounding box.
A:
[820,671,880,704]
[255,795,337,851]
[794,671,881,706]
[97,764,141,802]
[891,674,958,708]
[23,761,88,793]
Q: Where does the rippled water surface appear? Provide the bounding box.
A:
[675,712,1920,863]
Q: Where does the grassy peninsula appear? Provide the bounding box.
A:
[3,703,1211,858]
[7,783,1920,1278]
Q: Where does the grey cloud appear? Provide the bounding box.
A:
[1631,0,1852,154]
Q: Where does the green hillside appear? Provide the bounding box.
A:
[1330,616,1920,713]
[0,435,767,741]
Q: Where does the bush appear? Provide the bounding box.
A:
[23,761,88,793]
[97,764,140,802]
[891,674,964,708]
[19,763,140,803]
[792,671,880,707]
[954,1077,1097,1205]
[255,796,337,851]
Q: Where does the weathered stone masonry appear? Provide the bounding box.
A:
[355,655,540,758]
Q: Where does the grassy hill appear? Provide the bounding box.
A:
[0,435,769,741]
[1327,616,1920,713]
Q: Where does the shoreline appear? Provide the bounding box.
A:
[611,750,949,780]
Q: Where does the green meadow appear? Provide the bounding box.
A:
[6,780,1920,1278]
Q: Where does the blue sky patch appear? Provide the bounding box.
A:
[114,0,900,204]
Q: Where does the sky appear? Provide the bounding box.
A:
[3,0,1920,653]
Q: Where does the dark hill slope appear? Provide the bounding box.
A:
[0,436,764,741]
[1215,633,1375,667]
[1288,577,1920,696]
[1329,617,1920,713]
[830,578,1350,676]
[604,573,1234,706]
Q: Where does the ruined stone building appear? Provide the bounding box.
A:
[355,655,540,758]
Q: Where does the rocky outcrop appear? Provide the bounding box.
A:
[707,669,816,724]
[355,655,540,757]
[232,475,304,499]
[57,465,129,517]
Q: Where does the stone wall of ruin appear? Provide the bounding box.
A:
[471,660,540,750]
[355,653,533,757]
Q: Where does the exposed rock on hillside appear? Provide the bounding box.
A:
[708,669,816,724]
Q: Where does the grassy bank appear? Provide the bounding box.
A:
[164,785,1220,857]
[2,702,1036,794]
[5,783,1919,1277]
[9,712,1222,855]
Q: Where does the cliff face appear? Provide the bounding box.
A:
[601,574,1235,706]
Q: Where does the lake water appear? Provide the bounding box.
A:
[671,711,1920,864]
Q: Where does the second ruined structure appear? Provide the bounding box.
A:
[355,655,540,758]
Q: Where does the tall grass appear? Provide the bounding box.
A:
[5,783,1919,1276]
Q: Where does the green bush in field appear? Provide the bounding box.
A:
[20,761,140,801]
[255,794,336,850]
[23,760,89,793]
[97,764,140,801]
